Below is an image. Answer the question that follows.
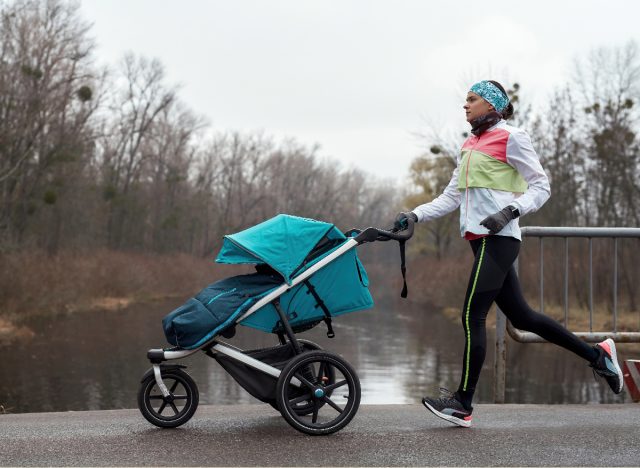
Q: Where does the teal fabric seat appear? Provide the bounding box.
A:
[217,214,374,333]
[162,214,374,347]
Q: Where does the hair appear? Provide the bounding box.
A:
[488,80,514,120]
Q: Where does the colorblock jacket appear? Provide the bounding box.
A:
[412,120,550,241]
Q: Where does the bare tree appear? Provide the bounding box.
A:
[572,41,640,226]
[0,0,99,251]
[98,53,176,248]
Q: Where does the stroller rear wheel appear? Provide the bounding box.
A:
[138,367,199,428]
[276,350,360,435]
[268,339,335,415]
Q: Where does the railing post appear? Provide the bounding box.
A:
[494,307,507,403]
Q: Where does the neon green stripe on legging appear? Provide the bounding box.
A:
[463,237,486,391]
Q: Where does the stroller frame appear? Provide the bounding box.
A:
[139,222,413,436]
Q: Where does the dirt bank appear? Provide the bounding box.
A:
[0,249,237,345]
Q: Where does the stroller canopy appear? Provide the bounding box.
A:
[164,214,373,347]
[216,214,346,284]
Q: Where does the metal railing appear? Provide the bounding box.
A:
[493,226,640,403]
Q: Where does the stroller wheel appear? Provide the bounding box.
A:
[269,339,336,415]
[276,350,360,436]
[138,368,199,428]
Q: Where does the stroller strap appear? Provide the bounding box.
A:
[399,239,408,298]
[304,280,335,338]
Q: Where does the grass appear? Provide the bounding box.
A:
[541,304,640,333]
[440,304,639,336]
[408,253,640,335]
[0,249,234,345]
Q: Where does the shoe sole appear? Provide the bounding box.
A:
[422,399,472,428]
[604,338,624,394]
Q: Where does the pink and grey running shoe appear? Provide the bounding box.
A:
[590,338,624,394]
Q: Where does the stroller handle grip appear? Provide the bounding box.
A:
[351,218,415,244]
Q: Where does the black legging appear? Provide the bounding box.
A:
[456,235,598,408]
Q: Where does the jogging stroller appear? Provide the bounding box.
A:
[137,214,414,435]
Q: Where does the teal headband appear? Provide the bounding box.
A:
[469,81,509,112]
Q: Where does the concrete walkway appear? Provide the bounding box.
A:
[1,404,639,466]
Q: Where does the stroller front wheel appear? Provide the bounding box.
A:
[276,350,360,436]
[138,367,199,428]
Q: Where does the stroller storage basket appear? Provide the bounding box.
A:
[214,343,294,403]
[214,340,321,404]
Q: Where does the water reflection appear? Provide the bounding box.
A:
[0,284,632,413]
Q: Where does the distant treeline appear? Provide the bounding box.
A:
[1,1,639,325]
[0,0,397,256]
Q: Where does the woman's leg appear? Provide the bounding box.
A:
[496,263,627,394]
[494,267,598,362]
[455,236,521,409]
[423,236,518,426]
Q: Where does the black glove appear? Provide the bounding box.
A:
[394,211,418,231]
[480,205,520,234]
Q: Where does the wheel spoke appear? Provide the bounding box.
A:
[149,395,164,400]
[324,379,347,392]
[169,380,180,393]
[312,402,319,423]
[158,401,167,414]
[294,372,315,390]
[323,396,344,414]
[169,402,179,415]
[316,362,325,382]
[173,395,188,400]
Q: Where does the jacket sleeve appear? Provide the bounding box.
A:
[411,163,462,222]
[506,129,551,216]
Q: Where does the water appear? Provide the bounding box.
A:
[0,286,633,413]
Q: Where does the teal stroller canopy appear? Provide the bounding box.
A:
[216,214,346,284]
[215,214,374,335]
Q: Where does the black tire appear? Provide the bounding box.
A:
[276,350,360,436]
[268,340,335,415]
[138,368,199,428]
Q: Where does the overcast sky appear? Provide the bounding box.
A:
[80,0,640,182]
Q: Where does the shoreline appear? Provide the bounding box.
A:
[0,294,180,346]
[0,249,230,343]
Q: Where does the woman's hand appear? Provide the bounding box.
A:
[394,211,418,231]
[480,206,519,234]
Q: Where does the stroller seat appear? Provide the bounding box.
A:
[162,273,282,349]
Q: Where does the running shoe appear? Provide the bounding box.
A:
[422,388,473,428]
[590,338,624,394]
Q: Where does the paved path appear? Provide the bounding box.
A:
[1,404,639,466]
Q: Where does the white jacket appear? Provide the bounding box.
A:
[412,120,550,241]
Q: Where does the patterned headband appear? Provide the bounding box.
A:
[469,81,509,112]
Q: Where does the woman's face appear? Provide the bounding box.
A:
[464,92,494,123]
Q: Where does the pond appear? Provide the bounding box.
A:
[0,280,633,413]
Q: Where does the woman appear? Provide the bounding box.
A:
[395,80,624,428]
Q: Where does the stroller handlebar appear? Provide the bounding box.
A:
[349,218,415,244]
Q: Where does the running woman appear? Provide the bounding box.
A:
[395,80,624,428]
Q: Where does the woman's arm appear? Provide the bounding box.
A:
[506,129,551,216]
[412,164,462,222]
